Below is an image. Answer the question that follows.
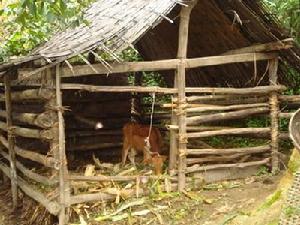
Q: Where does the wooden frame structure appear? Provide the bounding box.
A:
[0,2,298,225]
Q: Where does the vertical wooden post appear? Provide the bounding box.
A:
[269,57,279,173]
[56,65,70,225]
[4,74,18,209]
[176,1,197,191]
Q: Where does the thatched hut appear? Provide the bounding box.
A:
[0,0,300,224]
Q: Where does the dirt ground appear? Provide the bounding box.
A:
[69,174,280,225]
[0,174,280,225]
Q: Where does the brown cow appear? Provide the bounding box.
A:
[122,122,163,167]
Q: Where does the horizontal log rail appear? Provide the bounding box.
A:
[18,53,277,78]
[0,89,54,102]
[279,112,293,119]
[187,145,271,155]
[69,175,177,182]
[0,110,57,129]
[187,153,246,165]
[186,158,270,173]
[279,95,300,103]
[186,103,268,113]
[186,107,269,125]
[61,84,177,94]
[0,161,60,215]
[184,85,286,95]
[0,121,54,140]
[222,38,294,55]
[0,135,56,168]
[0,148,57,186]
[187,127,271,138]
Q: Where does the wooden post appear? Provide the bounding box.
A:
[169,80,178,174]
[56,65,70,225]
[4,74,18,209]
[269,58,279,173]
[176,1,197,191]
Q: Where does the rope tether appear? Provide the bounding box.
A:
[145,92,156,156]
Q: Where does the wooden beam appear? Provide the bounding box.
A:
[4,74,18,209]
[18,53,277,78]
[222,38,294,55]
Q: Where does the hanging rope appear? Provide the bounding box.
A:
[145,92,156,155]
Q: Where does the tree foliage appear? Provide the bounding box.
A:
[264,0,300,42]
[0,0,94,61]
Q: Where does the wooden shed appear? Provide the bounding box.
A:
[0,0,300,224]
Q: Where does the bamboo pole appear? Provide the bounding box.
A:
[4,74,18,209]
[176,1,198,191]
[269,58,279,173]
[56,65,70,225]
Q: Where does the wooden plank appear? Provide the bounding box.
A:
[4,75,18,209]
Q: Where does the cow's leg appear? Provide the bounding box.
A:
[122,138,130,166]
[142,147,152,164]
[128,148,136,166]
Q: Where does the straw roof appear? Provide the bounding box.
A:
[0,0,299,88]
[0,0,185,70]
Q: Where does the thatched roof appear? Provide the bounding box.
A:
[1,0,300,88]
